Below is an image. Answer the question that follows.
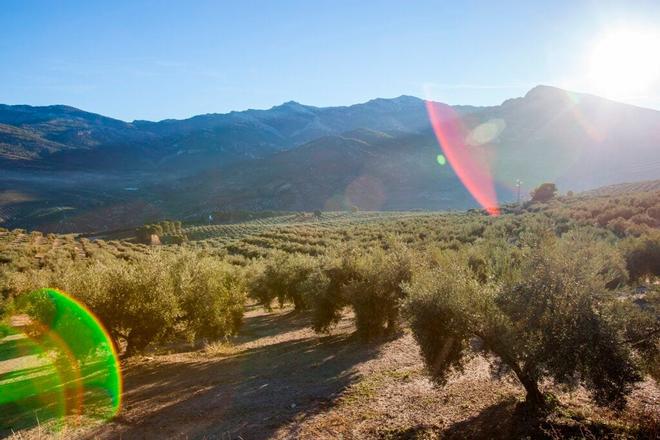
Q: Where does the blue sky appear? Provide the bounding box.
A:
[2,0,659,121]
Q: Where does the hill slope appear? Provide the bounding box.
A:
[1,85,659,232]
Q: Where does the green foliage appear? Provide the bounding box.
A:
[173,254,246,341]
[63,252,179,355]
[530,182,557,203]
[608,289,660,381]
[136,220,185,244]
[303,259,351,333]
[620,231,660,282]
[556,228,628,288]
[343,245,414,339]
[305,244,414,339]
[209,210,293,224]
[403,254,481,383]
[6,250,246,355]
[250,251,318,310]
[461,238,523,284]
[161,233,188,245]
[548,189,659,237]
[405,236,643,409]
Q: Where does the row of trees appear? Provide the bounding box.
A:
[3,250,245,355]
[250,244,414,339]
[2,204,659,411]
[246,231,658,410]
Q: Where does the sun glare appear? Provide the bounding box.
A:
[588,28,660,99]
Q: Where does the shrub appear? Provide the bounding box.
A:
[620,232,660,282]
[173,254,246,341]
[530,183,557,203]
[303,263,349,333]
[7,250,246,356]
[249,252,317,310]
[608,289,660,382]
[461,238,523,284]
[405,239,642,409]
[64,252,181,356]
[162,233,188,245]
[556,228,628,289]
[647,205,660,221]
[308,244,414,340]
[343,245,414,339]
[629,213,656,228]
[404,254,481,385]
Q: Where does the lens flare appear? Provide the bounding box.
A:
[425,101,500,215]
[467,119,506,146]
[0,288,122,431]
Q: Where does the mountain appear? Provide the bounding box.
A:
[167,128,473,215]
[1,85,659,232]
[0,96,430,172]
[479,86,660,191]
[0,104,150,164]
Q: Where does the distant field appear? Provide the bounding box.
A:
[2,183,660,268]
[0,211,448,268]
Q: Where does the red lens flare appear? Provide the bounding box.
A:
[425,101,500,215]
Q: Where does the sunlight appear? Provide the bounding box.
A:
[588,28,660,99]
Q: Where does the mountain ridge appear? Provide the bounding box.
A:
[1,85,659,232]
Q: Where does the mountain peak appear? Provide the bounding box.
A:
[271,100,313,112]
[524,85,567,99]
[367,95,422,104]
[392,95,423,102]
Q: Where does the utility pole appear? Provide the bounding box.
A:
[516,179,523,204]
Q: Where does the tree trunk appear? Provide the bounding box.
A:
[124,331,148,357]
[518,373,545,407]
[292,293,305,311]
[477,334,546,409]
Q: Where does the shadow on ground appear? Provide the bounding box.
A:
[85,309,380,439]
[437,397,657,440]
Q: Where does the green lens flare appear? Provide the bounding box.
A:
[436,154,447,166]
[0,288,122,431]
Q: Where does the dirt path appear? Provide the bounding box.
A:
[85,308,376,439]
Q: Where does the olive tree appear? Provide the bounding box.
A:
[530,182,557,203]
[405,240,642,409]
[307,244,414,340]
[7,250,247,356]
[249,251,317,310]
[173,254,246,341]
[620,231,660,282]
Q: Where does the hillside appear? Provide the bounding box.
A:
[580,179,660,197]
[167,129,474,214]
[1,86,659,232]
[0,96,431,170]
[2,189,659,439]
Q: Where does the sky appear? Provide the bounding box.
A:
[2,0,660,121]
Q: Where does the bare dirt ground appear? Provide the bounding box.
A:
[7,306,660,439]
